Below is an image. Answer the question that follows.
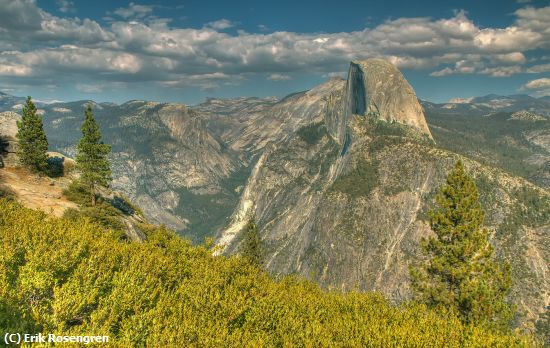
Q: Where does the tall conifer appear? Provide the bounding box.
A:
[242,217,263,266]
[76,105,111,206]
[16,97,49,172]
[410,161,513,330]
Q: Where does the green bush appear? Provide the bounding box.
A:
[62,180,131,231]
[332,159,380,197]
[297,122,328,145]
[0,199,532,347]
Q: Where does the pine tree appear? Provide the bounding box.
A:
[76,105,111,206]
[410,161,513,330]
[16,96,49,172]
[242,217,263,266]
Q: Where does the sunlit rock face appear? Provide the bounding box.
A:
[326,59,432,146]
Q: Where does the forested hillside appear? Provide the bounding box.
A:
[0,199,532,347]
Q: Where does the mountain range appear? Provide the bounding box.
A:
[0,59,548,331]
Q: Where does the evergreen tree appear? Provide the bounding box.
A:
[242,217,263,266]
[410,161,513,330]
[76,105,111,206]
[535,307,549,346]
[15,97,49,172]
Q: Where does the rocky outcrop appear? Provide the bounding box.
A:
[357,59,430,136]
[326,59,432,144]
[509,110,547,121]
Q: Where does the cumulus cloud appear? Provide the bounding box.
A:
[205,19,236,30]
[523,78,550,89]
[0,0,549,92]
[522,77,550,97]
[0,0,43,31]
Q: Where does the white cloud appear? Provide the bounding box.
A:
[522,77,550,97]
[56,0,75,13]
[480,65,522,77]
[0,63,32,76]
[526,63,550,73]
[523,78,550,89]
[430,67,454,77]
[76,83,103,93]
[160,72,243,91]
[113,2,153,19]
[494,52,526,64]
[448,97,473,103]
[0,1,549,90]
[267,74,291,81]
[205,19,235,30]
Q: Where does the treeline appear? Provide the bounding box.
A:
[0,199,531,347]
[15,97,110,206]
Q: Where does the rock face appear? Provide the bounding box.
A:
[343,59,432,139]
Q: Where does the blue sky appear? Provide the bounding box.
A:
[0,0,549,104]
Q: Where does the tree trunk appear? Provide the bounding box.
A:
[91,183,96,206]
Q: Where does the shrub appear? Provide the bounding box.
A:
[297,122,328,145]
[331,159,380,197]
[0,199,532,347]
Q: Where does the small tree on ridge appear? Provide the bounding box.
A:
[76,105,111,206]
[16,96,49,172]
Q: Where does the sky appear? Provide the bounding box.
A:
[0,0,549,104]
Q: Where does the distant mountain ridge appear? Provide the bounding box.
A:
[421,94,550,117]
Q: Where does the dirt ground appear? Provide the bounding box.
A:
[0,166,77,217]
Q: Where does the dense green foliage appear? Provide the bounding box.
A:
[0,199,531,347]
[331,159,380,197]
[410,161,514,330]
[76,105,112,205]
[62,181,133,233]
[535,308,550,347]
[297,122,328,145]
[241,217,263,266]
[425,111,549,186]
[16,97,49,172]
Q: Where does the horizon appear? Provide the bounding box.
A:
[0,0,549,104]
[1,84,549,107]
